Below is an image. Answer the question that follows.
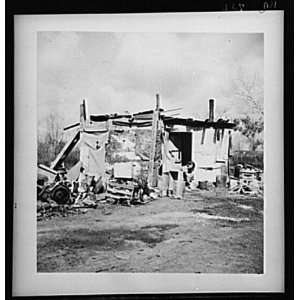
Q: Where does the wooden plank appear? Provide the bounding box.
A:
[107,182,136,190]
[79,99,88,131]
[162,117,235,129]
[50,129,80,170]
[106,187,133,196]
[106,193,131,200]
[64,122,80,131]
[147,94,160,187]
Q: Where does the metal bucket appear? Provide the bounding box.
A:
[175,180,185,199]
[173,171,185,198]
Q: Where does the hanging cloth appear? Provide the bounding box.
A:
[80,131,109,178]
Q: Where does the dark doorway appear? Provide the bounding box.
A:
[169,132,192,165]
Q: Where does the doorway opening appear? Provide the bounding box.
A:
[169,132,192,165]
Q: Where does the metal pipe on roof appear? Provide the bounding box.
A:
[156,94,160,111]
[209,99,214,122]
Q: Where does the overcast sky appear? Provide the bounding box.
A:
[38,32,263,133]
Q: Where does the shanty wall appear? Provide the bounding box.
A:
[77,123,230,184]
[192,128,230,182]
[79,131,109,178]
[105,128,161,180]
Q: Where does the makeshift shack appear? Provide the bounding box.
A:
[47,96,235,190]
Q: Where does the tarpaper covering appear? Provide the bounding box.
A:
[67,160,82,182]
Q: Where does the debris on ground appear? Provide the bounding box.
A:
[106,180,137,206]
[229,164,263,196]
[37,201,87,221]
[105,177,159,206]
[37,159,263,222]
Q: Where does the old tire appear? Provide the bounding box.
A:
[50,184,70,205]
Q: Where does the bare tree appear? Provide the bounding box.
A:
[45,113,64,154]
[233,69,264,117]
[232,69,264,151]
[38,113,65,165]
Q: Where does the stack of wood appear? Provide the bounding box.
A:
[106,180,138,205]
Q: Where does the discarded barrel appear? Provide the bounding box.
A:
[175,180,185,199]
[176,171,185,199]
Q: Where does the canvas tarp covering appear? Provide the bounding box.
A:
[67,160,82,182]
[216,130,230,162]
[80,131,108,178]
[193,129,217,168]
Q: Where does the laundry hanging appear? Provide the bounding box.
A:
[216,130,230,162]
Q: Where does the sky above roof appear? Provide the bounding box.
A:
[38,32,263,133]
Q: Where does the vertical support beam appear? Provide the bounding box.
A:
[228,130,232,157]
[209,99,214,122]
[80,99,87,131]
[82,99,87,120]
[155,93,160,111]
[148,94,160,187]
[228,130,232,178]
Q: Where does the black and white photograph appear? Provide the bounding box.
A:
[12,11,285,296]
[36,31,264,274]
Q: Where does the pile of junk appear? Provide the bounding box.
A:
[228,164,264,196]
[37,162,161,220]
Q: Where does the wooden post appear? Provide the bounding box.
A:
[148,94,160,187]
[80,99,87,131]
[209,99,214,122]
[201,128,206,144]
[155,93,160,110]
[227,130,232,179]
[82,99,87,120]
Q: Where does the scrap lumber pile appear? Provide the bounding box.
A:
[229,164,263,196]
[106,180,137,205]
[105,171,160,205]
[105,179,156,205]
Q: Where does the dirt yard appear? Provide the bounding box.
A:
[37,191,263,273]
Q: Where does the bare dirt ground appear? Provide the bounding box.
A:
[37,191,263,273]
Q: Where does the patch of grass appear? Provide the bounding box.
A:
[189,197,263,229]
[37,225,178,272]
